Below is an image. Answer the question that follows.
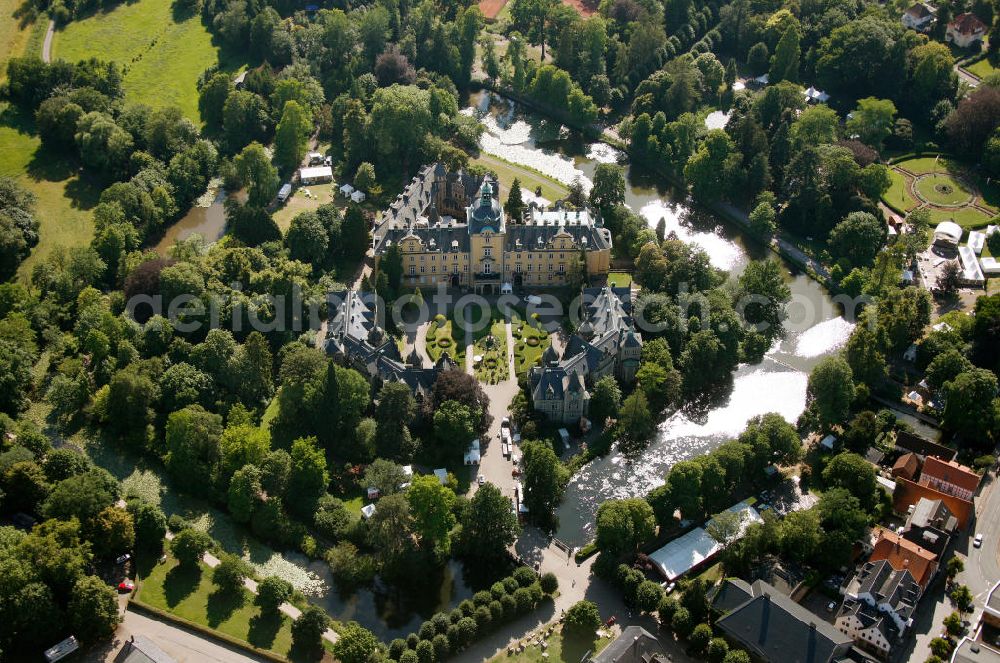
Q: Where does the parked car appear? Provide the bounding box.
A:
[477,474,485,486]
[827,601,837,613]
[115,553,131,565]
[974,533,983,548]
[117,580,135,592]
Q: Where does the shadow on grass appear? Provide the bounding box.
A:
[206,587,247,627]
[134,550,161,579]
[247,610,283,649]
[163,563,201,608]
[288,640,325,663]
[560,630,598,663]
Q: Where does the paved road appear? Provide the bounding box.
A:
[81,607,273,663]
[955,64,981,88]
[900,465,999,663]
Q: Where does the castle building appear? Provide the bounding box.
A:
[373,164,612,294]
[528,286,642,424]
[323,290,458,401]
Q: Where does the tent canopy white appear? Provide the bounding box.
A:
[934,221,963,245]
[648,501,762,581]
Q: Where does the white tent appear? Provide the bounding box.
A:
[361,503,376,519]
[933,221,963,245]
[969,230,986,254]
[958,246,985,285]
[339,183,355,196]
[981,257,1000,275]
[351,190,366,203]
[648,500,762,581]
[820,434,837,450]
[803,86,830,103]
[501,282,513,294]
[299,166,332,184]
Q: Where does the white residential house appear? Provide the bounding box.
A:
[836,560,921,658]
[946,13,988,48]
[902,3,936,32]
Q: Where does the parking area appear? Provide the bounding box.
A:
[799,587,842,626]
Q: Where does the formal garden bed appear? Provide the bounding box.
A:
[426,314,466,364]
[883,156,998,229]
[512,317,551,377]
[474,320,509,384]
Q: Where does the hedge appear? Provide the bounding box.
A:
[389,568,550,662]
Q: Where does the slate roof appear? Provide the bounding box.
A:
[324,290,458,397]
[715,579,853,663]
[592,626,667,663]
[838,598,902,644]
[373,164,611,255]
[894,432,956,461]
[845,560,920,617]
[710,577,754,614]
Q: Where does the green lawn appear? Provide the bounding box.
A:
[470,153,569,203]
[273,183,337,233]
[136,556,295,658]
[1,0,41,83]
[53,0,232,122]
[896,156,956,176]
[927,206,994,230]
[914,173,974,206]
[966,55,999,80]
[490,623,616,663]
[606,271,632,288]
[885,169,918,212]
[0,102,99,278]
[512,318,550,377]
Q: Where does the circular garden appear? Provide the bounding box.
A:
[913,173,974,207]
[883,156,998,230]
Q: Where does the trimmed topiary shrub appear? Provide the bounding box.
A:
[540,572,558,594]
[513,566,536,587]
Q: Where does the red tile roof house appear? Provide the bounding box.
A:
[892,452,921,481]
[918,456,982,502]
[893,478,975,530]
[869,527,939,590]
[946,12,988,48]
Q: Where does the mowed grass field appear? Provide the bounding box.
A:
[136,556,296,658]
[0,0,44,82]
[53,0,224,122]
[471,153,569,203]
[0,103,98,277]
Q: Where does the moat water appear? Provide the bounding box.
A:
[136,92,857,638]
[463,91,855,545]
